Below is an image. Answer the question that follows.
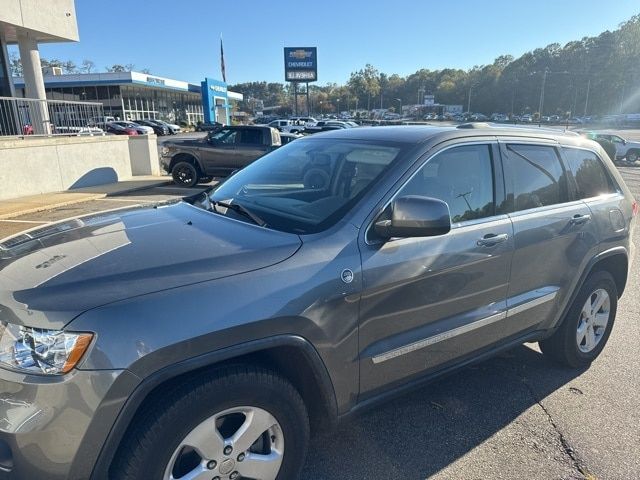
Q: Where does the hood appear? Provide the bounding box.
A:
[0,202,301,329]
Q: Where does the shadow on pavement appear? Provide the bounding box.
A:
[301,344,585,479]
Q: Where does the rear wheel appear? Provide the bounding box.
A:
[172,161,199,187]
[112,366,309,480]
[539,271,617,368]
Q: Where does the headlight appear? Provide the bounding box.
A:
[161,146,170,156]
[0,322,93,375]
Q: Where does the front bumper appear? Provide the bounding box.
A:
[0,367,135,479]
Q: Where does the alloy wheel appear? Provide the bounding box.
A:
[163,406,284,480]
[576,288,610,353]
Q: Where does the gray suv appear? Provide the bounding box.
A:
[0,125,636,480]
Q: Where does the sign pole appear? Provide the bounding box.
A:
[306,82,310,116]
[293,82,298,116]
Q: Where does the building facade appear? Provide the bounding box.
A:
[12,71,242,125]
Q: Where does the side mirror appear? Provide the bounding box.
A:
[374,196,451,239]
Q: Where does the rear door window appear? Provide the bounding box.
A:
[239,129,264,145]
[563,147,617,199]
[503,144,568,211]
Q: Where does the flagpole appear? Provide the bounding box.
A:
[220,33,226,84]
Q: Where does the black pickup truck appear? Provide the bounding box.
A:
[160,125,282,186]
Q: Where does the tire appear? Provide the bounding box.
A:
[626,149,639,163]
[198,176,214,184]
[172,161,199,187]
[539,271,617,368]
[112,366,309,480]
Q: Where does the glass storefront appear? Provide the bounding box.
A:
[16,83,204,125]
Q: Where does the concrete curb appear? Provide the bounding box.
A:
[0,194,106,220]
[0,179,171,220]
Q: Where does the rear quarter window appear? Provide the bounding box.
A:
[562,147,617,199]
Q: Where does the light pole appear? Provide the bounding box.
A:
[395,98,402,117]
[336,98,341,115]
[418,86,425,105]
[584,77,591,117]
[538,68,548,125]
[467,84,476,113]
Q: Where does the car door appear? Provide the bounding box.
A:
[235,128,271,168]
[199,128,239,173]
[608,134,627,159]
[562,145,627,254]
[358,141,515,397]
[499,140,599,333]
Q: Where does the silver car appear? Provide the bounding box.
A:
[0,125,636,479]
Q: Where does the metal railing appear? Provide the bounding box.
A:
[0,96,105,137]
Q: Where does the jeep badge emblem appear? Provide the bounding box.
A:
[341,269,354,284]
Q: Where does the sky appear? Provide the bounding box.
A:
[16,0,640,86]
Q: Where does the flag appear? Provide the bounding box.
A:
[220,34,226,83]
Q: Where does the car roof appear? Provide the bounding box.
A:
[313,124,583,145]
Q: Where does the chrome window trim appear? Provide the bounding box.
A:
[364,140,499,245]
[371,291,557,364]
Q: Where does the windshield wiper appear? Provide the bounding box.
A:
[211,200,267,227]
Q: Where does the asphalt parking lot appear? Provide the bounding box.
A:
[0,129,639,479]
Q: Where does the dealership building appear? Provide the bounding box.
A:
[11,71,243,125]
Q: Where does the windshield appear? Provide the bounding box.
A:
[210,137,406,234]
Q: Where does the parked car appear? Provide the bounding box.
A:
[304,120,351,134]
[105,122,138,136]
[267,119,306,134]
[111,121,153,135]
[152,119,181,134]
[0,124,634,480]
[490,113,509,122]
[160,125,282,186]
[134,119,170,136]
[289,116,317,126]
[279,132,302,144]
[196,121,224,132]
[584,132,640,163]
[90,115,116,129]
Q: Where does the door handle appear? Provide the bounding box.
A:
[477,233,509,247]
[570,214,591,225]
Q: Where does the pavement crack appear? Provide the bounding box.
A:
[520,379,595,480]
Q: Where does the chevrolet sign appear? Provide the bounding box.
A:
[284,47,317,83]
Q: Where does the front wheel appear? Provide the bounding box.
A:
[539,271,617,368]
[626,149,639,163]
[112,366,309,480]
[172,161,199,187]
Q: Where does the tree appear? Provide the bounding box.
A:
[9,52,22,76]
[62,60,77,74]
[106,64,127,73]
[81,59,95,74]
